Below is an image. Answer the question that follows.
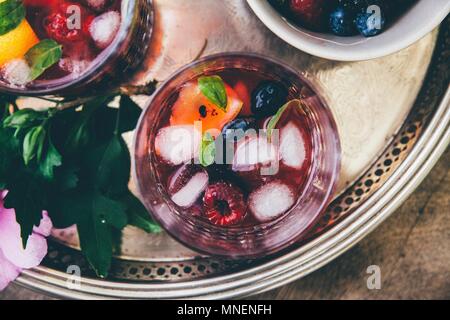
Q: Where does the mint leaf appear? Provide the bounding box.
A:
[38,137,62,180]
[0,126,19,190]
[117,95,142,133]
[199,132,216,167]
[61,190,128,277]
[129,211,162,233]
[198,76,228,111]
[95,194,128,230]
[77,216,112,278]
[25,39,62,81]
[22,126,45,165]
[3,177,46,249]
[122,192,161,234]
[76,192,114,278]
[0,0,25,36]
[267,99,304,140]
[85,136,130,196]
[3,109,44,128]
[1,98,9,121]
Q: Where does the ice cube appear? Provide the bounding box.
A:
[155,125,201,165]
[58,58,91,76]
[232,136,278,172]
[249,181,295,222]
[169,165,209,208]
[280,122,306,169]
[89,11,121,49]
[0,59,31,86]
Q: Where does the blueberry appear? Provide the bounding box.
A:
[251,81,288,118]
[329,3,360,36]
[355,11,385,37]
[221,118,255,142]
[216,118,255,165]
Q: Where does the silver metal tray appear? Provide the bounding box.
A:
[15,0,450,299]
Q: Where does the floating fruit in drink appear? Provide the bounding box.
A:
[152,68,314,228]
[0,0,123,88]
[170,79,243,137]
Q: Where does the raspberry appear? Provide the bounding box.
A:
[288,0,331,31]
[203,181,247,227]
[43,3,93,44]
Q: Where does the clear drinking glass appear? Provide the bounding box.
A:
[0,0,153,96]
[133,53,341,258]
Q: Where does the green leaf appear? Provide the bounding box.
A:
[38,137,62,180]
[267,99,304,141]
[95,194,128,230]
[85,136,131,196]
[3,109,43,128]
[25,39,63,80]
[198,75,228,111]
[0,99,9,121]
[122,192,162,234]
[77,206,113,278]
[62,190,128,277]
[0,0,25,36]
[3,178,46,249]
[199,132,216,167]
[65,119,90,152]
[22,126,45,165]
[46,193,78,229]
[0,126,20,186]
[56,165,79,191]
[117,95,142,133]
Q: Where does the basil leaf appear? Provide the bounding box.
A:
[198,76,228,111]
[0,0,25,36]
[25,39,63,81]
[38,137,62,180]
[267,99,304,141]
[3,108,44,128]
[22,126,45,165]
[199,132,216,167]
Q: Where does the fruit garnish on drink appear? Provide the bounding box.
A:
[152,70,314,228]
[0,0,122,88]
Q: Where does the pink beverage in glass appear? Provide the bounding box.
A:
[134,54,341,258]
[0,0,153,95]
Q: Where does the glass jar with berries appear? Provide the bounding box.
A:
[0,0,153,96]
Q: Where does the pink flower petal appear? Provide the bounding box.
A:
[0,208,48,269]
[33,212,53,237]
[0,249,21,291]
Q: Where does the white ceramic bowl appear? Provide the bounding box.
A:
[247,0,450,61]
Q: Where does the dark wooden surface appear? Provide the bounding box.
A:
[1,147,449,300]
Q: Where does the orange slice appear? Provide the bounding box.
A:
[0,19,39,67]
[170,81,243,137]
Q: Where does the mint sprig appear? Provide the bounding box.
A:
[25,39,63,81]
[199,132,216,167]
[198,75,228,111]
[0,0,25,36]
[267,99,305,141]
[0,92,161,277]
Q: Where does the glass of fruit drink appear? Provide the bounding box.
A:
[134,53,341,258]
[0,0,153,95]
